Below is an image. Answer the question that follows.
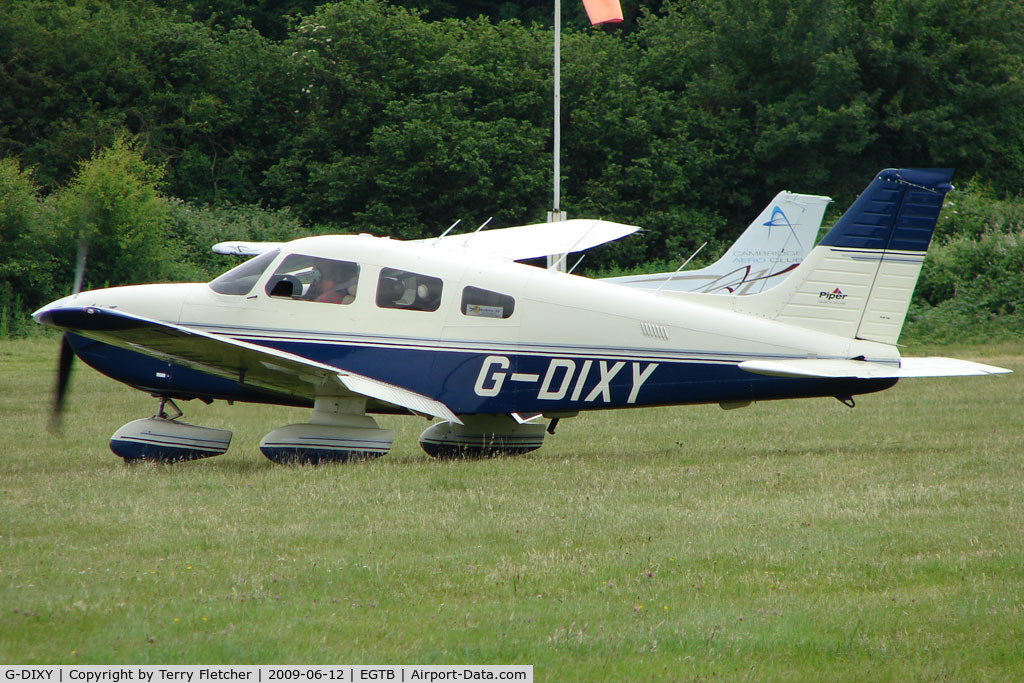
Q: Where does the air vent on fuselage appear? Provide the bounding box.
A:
[640,322,669,340]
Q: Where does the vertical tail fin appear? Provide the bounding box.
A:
[718,169,954,344]
[604,191,830,294]
[711,191,831,293]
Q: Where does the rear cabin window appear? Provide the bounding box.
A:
[209,249,281,295]
[265,254,359,305]
[461,286,515,319]
[376,268,443,312]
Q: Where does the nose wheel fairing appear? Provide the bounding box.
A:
[109,398,233,462]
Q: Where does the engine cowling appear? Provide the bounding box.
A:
[419,415,545,459]
[109,417,232,462]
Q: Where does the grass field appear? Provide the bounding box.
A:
[2,337,1022,679]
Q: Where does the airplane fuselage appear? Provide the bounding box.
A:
[59,234,899,415]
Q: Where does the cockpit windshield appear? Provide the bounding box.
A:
[208,248,280,295]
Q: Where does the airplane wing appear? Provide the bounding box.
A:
[737,357,1011,379]
[212,219,640,262]
[423,218,641,261]
[38,306,461,423]
[212,241,284,256]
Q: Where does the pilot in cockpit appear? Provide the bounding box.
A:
[309,260,358,304]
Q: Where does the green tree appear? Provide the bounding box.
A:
[152,0,322,40]
[4,0,1024,296]
[266,2,551,236]
[0,1,156,189]
[56,135,177,292]
[859,0,1024,196]
[0,1,293,204]
[139,18,295,204]
[638,1,878,218]
[0,158,59,333]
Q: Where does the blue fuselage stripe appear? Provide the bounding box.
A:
[69,333,896,414]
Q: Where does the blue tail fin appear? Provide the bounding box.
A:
[819,168,954,252]
[709,169,955,345]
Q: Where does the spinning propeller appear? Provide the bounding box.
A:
[50,237,88,433]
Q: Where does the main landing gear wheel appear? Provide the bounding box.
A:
[260,397,394,464]
[419,415,546,459]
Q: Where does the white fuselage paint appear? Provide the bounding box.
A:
[50,234,902,409]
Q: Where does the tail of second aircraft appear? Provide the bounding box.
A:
[711,191,830,285]
[604,191,830,294]
[686,168,955,345]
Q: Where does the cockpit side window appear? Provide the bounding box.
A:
[208,249,281,295]
[376,268,443,312]
[461,286,515,319]
[265,254,359,304]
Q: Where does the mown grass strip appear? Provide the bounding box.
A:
[2,339,1022,678]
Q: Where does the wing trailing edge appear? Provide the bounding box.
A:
[338,373,461,424]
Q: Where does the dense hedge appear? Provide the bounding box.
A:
[2,0,1023,341]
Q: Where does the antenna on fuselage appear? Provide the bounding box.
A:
[459,217,493,248]
[654,241,708,295]
[432,219,461,244]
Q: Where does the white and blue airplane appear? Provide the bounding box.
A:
[603,191,831,294]
[34,168,1009,463]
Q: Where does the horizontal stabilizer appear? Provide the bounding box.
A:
[738,357,1011,379]
[425,218,641,261]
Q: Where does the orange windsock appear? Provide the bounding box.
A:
[581,0,623,25]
